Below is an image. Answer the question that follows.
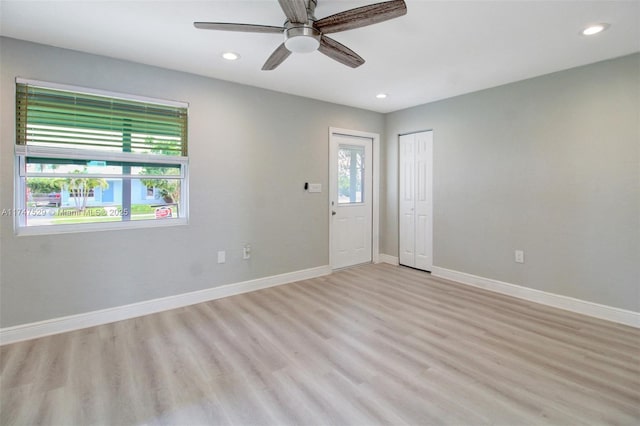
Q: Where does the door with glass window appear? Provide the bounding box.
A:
[329,134,373,269]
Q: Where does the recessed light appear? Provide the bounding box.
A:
[376,93,388,99]
[582,23,610,36]
[222,52,240,61]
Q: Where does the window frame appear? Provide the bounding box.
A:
[14,78,190,236]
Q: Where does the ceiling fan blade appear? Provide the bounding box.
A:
[318,36,365,68]
[314,0,407,34]
[278,0,308,24]
[262,43,292,70]
[194,22,284,34]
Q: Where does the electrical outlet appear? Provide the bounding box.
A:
[514,250,525,264]
[243,245,251,260]
[217,250,226,264]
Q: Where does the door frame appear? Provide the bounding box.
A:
[328,127,380,269]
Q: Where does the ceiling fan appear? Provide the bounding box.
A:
[194,0,407,70]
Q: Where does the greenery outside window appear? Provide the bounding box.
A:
[14,79,189,234]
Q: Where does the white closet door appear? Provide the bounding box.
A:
[414,131,433,270]
[399,131,433,271]
[399,134,416,267]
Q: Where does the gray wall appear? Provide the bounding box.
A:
[0,37,384,327]
[383,54,639,312]
[1,37,637,328]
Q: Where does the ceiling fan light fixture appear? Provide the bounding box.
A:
[284,26,321,53]
[194,0,408,70]
[582,23,610,36]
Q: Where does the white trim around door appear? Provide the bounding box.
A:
[328,127,380,269]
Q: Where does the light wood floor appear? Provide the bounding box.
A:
[1,264,639,425]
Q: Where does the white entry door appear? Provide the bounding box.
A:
[399,131,433,271]
[330,133,373,269]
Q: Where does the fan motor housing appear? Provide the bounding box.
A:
[284,25,321,53]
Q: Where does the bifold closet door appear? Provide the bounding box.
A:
[399,131,433,271]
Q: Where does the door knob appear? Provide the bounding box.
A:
[332,211,337,216]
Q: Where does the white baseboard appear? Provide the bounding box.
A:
[0,265,331,345]
[5,263,636,345]
[378,254,399,265]
[431,267,639,328]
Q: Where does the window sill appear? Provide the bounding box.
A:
[15,218,188,236]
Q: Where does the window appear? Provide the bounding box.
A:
[14,79,189,234]
[337,145,365,204]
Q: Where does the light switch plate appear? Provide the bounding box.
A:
[308,183,322,193]
[217,250,226,264]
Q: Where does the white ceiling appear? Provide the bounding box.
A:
[1,0,638,113]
